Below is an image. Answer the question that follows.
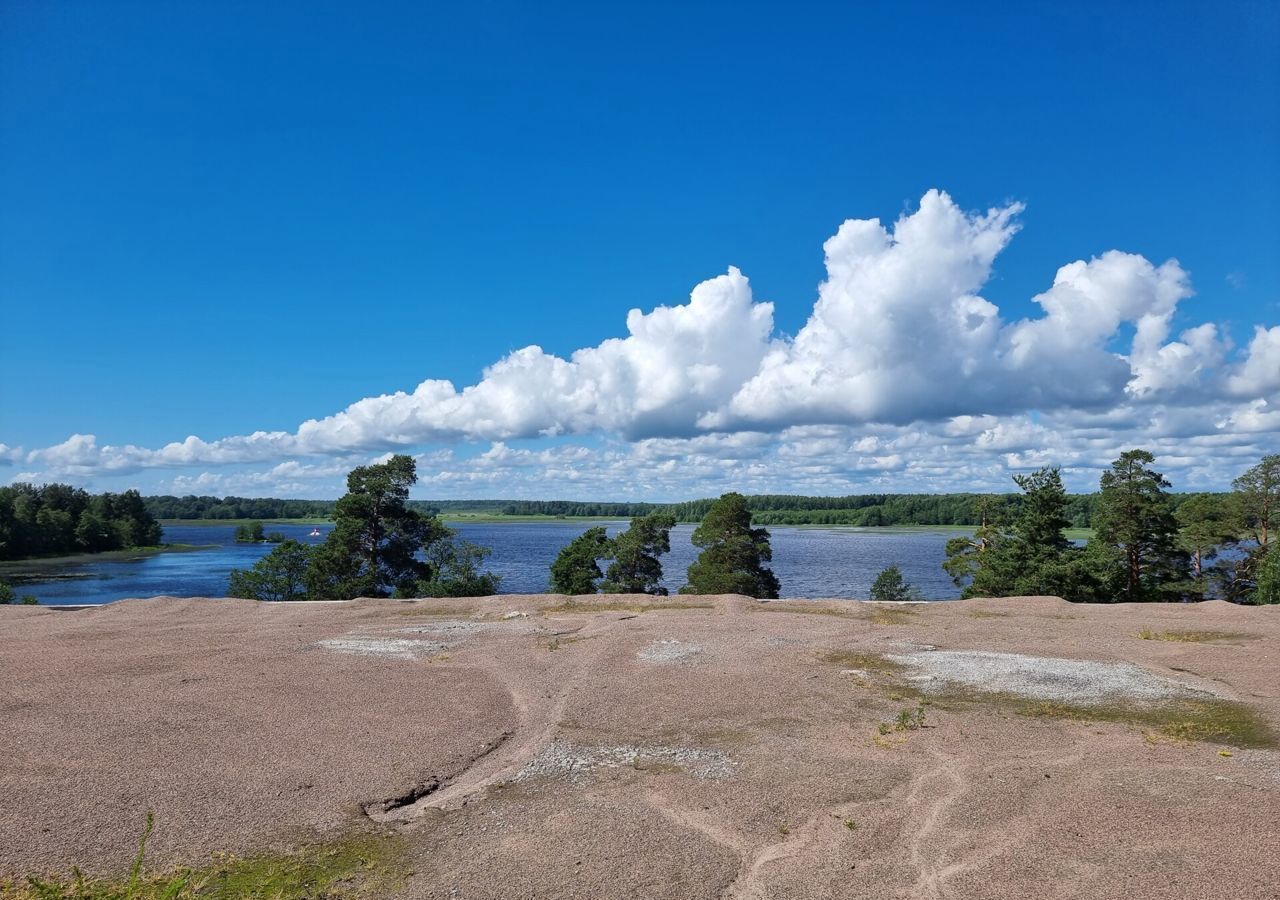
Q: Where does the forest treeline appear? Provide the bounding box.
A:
[0,484,162,560]
[142,495,509,520]
[146,492,1219,529]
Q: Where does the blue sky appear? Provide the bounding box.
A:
[1,1,1278,499]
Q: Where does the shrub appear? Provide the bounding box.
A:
[870,565,917,602]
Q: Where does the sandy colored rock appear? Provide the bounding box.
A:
[2,594,1279,899]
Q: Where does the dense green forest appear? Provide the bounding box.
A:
[142,495,511,520]
[0,484,163,560]
[146,491,1220,529]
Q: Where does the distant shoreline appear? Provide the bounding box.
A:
[159,517,1094,539]
[0,543,216,571]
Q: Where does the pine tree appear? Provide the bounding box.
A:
[1175,493,1236,595]
[679,493,780,598]
[1093,449,1187,601]
[1233,454,1280,549]
[943,496,1003,588]
[870,565,916,601]
[305,455,451,599]
[966,467,1082,599]
[601,513,676,595]
[549,527,613,595]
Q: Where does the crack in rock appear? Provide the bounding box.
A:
[363,730,515,822]
[363,777,445,820]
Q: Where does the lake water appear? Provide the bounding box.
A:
[5,522,971,605]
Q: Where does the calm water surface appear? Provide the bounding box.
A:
[6,522,969,605]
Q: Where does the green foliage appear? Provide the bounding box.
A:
[305,456,445,600]
[601,513,676,595]
[1232,454,1280,548]
[227,540,314,602]
[549,526,613,594]
[1175,492,1238,598]
[0,581,13,605]
[412,539,502,597]
[679,493,780,598]
[1253,548,1280,605]
[20,595,38,605]
[1093,449,1188,601]
[233,521,265,543]
[942,497,1004,587]
[146,489,1222,530]
[0,485,162,561]
[870,565,916,601]
[963,467,1092,600]
[662,491,1082,527]
[219,457,498,602]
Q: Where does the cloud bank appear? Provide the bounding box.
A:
[8,190,1278,497]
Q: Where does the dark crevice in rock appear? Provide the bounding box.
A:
[362,729,516,822]
[363,777,445,819]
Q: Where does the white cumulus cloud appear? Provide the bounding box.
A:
[7,189,1277,495]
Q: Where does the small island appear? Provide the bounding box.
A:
[232,521,286,544]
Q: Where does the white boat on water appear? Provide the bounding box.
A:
[308,527,322,537]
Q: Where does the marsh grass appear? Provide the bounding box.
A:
[827,651,1276,749]
[1136,629,1254,644]
[0,816,408,900]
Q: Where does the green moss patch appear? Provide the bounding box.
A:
[1,822,409,900]
[1010,696,1275,748]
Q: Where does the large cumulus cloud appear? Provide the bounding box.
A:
[7,190,1277,491]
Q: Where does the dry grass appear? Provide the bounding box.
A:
[821,650,907,677]
[823,650,1276,749]
[754,603,858,619]
[864,605,921,626]
[1137,628,1254,643]
[541,600,714,615]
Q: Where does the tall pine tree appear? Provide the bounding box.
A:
[1093,449,1187,602]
